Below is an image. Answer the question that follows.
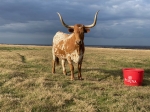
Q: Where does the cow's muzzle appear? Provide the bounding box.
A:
[76,40,82,45]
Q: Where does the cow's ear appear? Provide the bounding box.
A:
[68,28,74,33]
[84,28,90,33]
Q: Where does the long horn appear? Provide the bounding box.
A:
[85,10,100,28]
[57,12,74,28]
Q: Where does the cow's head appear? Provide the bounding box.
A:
[57,11,99,45]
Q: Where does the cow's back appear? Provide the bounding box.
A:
[53,32,70,45]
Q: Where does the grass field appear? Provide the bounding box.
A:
[0,44,150,112]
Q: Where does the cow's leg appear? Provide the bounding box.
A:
[52,59,55,74]
[62,59,67,75]
[52,48,55,74]
[78,58,83,80]
[52,54,56,74]
[78,63,82,80]
[67,57,74,80]
[69,63,74,80]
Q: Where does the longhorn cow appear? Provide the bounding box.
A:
[52,11,99,80]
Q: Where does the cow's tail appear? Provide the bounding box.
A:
[55,57,59,65]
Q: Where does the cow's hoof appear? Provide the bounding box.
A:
[70,78,75,81]
[63,72,67,76]
[78,77,84,80]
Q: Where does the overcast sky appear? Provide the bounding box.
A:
[0,0,150,46]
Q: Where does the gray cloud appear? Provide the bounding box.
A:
[0,0,150,46]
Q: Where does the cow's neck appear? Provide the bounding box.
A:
[71,33,84,55]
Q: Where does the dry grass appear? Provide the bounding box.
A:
[0,45,150,112]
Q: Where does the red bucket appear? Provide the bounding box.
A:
[123,68,144,86]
